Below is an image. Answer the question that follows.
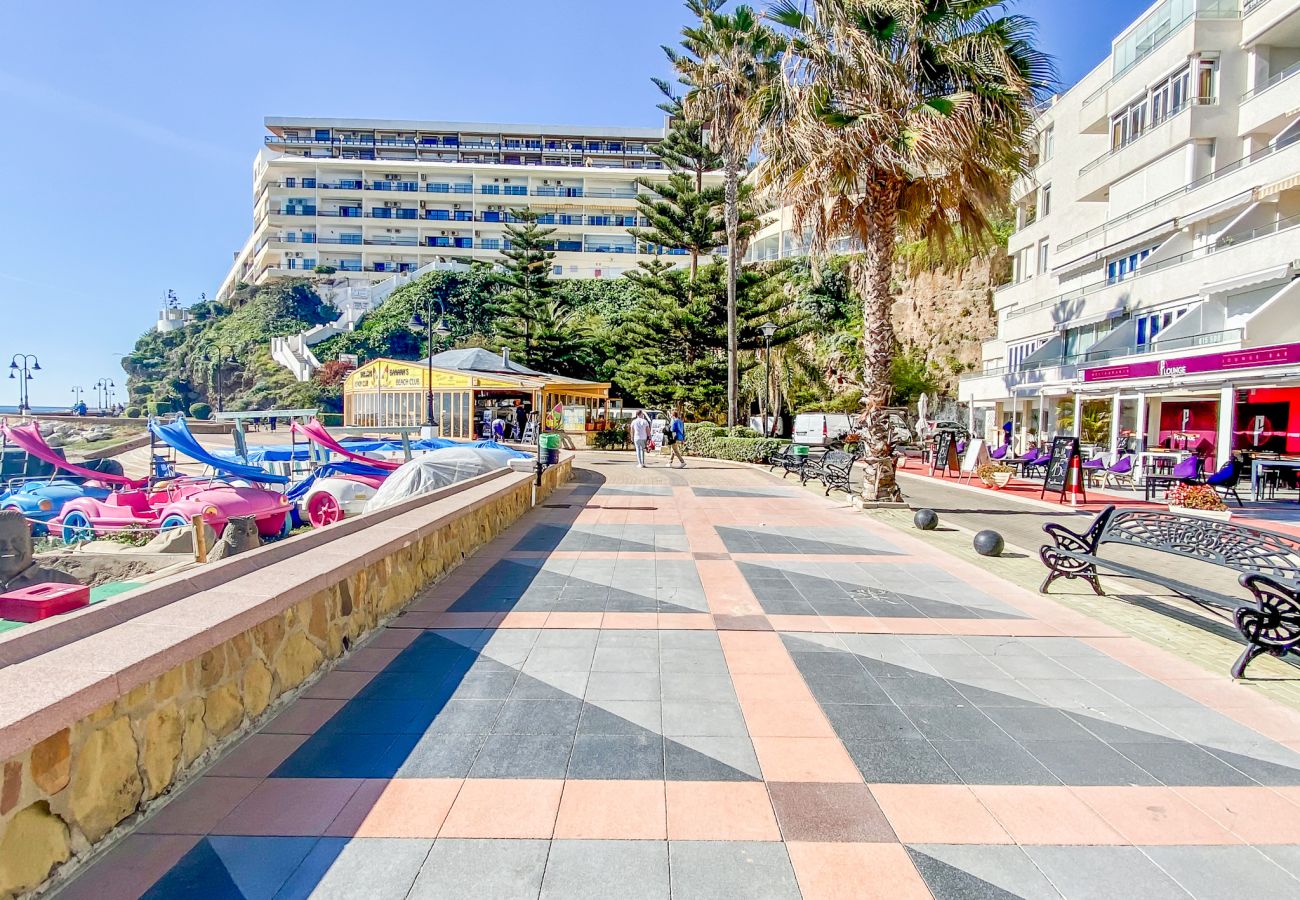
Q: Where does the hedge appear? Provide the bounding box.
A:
[188,402,213,420]
[688,435,787,463]
[124,407,142,419]
[146,400,174,417]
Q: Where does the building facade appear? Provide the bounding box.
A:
[216,117,696,303]
[960,0,1300,465]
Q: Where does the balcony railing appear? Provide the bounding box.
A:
[1057,137,1298,251]
[1242,60,1300,101]
[1078,328,1244,364]
[1079,97,1213,176]
[1009,211,1300,319]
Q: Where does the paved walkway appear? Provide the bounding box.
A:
[58,456,1300,899]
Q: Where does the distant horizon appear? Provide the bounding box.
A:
[2,0,1151,406]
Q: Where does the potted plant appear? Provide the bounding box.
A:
[1166,483,1231,521]
[977,462,1015,489]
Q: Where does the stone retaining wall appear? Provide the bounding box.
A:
[0,459,570,898]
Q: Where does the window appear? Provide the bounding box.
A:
[1197,59,1216,100]
[1040,125,1054,163]
[1039,184,1052,218]
[1038,240,1050,275]
[1009,338,1048,371]
[1136,306,1189,346]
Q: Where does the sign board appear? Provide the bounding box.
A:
[931,431,960,476]
[561,406,588,432]
[347,359,476,392]
[959,438,988,480]
[338,353,359,368]
[1041,435,1085,502]
[1083,341,1300,383]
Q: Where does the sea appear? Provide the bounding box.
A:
[0,406,68,416]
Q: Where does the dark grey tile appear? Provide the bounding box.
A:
[392,732,489,778]
[878,677,971,707]
[905,707,1005,742]
[567,734,664,779]
[907,845,1061,899]
[790,651,867,677]
[932,738,1060,786]
[804,675,892,705]
[493,699,583,735]
[984,707,1096,742]
[1110,742,1257,786]
[448,672,518,700]
[1021,740,1160,786]
[468,733,574,778]
[665,736,762,781]
[422,699,502,735]
[823,704,924,741]
[844,739,960,784]
[577,702,661,736]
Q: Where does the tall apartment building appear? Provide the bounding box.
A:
[960,0,1300,466]
[216,117,693,304]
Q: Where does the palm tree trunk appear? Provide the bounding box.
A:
[724,150,739,429]
[856,178,903,502]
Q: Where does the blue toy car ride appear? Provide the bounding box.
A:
[0,479,115,536]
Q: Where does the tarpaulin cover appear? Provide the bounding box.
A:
[467,440,531,458]
[0,421,146,487]
[362,447,519,515]
[340,438,458,453]
[215,445,318,464]
[291,420,401,471]
[150,417,288,484]
[286,461,390,502]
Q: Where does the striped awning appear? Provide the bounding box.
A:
[1256,174,1300,200]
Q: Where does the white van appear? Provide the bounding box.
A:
[793,413,853,447]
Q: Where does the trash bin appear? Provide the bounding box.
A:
[792,444,810,458]
[539,433,561,466]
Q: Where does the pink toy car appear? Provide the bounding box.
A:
[54,478,291,543]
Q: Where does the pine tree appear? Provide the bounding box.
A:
[495,208,557,365]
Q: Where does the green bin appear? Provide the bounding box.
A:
[539,433,561,465]
[792,444,809,457]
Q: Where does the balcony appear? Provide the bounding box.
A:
[1239,61,1300,138]
[1076,98,1212,199]
[369,181,420,192]
[426,183,474,194]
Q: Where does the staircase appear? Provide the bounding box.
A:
[270,260,471,381]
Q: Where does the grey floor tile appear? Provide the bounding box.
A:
[534,629,600,649]
[789,650,867,678]
[658,649,729,675]
[423,699,503,735]
[597,631,659,650]
[665,735,762,781]
[932,738,1060,786]
[983,707,1095,742]
[567,734,664,779]
[509,671,589,701]
[878,677,971,707]
[1111,742,1257,786]
[393,732,488,778]
[540,840,669,900]
[1143,845,1300,900]
[660,673,736,702]
[591,647,660,673]
[1257,845,1300,879]
[578,701,662,735]
[823,704,924,741]
[803,675,892,705]
[907,844,1062,899]
[661,701,749,737]
[1022,740,1160,786]
[493,699,583,735]
[523,648,596,674]
[468,733,574,778]
[845,738,960,784]
[905,707,1006,742]
[586,672,662,702]
[1022,846,1191,900]
[409,839,549,900]
[668,841,801,900]
[275,837,432,900]
[449,672,518,700]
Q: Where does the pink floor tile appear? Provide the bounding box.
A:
[786,842,932,900]
[262,699,346,734]
[56,834,200,900]
[344,778,463,838]
[871,784,1012,845]
[439,778,563,839]
[138,777,261,835]
[972,786,1125,845]
[1176,786,1300,844]
[751,737,863,783]
[302,670,376,700]
[665,781,781,841]
[212,777,363,836]
[554,780,667,840]
[1072,786,1244,845]
[206,733,308,778]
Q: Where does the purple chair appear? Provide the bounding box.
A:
[1145,454,1202,501]
[1012,447,1044,476]
[989,444,1008,460]
[1103,454,1134,488]
[1204,458,1244,507]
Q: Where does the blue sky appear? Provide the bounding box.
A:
[0,0,1150,407]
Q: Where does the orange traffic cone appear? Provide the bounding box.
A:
[1066,454,1086,507]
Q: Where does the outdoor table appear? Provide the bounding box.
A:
[1250,457,1300,501]
[1135,450,1188,486]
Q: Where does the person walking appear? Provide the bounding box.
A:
[667,410,687,468]
[630,411,652,468]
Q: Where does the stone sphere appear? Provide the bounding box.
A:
[973,529,1005,557]
[913,508,939,531]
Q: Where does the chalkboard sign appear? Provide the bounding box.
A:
[931,431,961,477]
[1041,436,1081,500]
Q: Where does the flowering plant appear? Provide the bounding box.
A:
[976,463,1014,479]
[1165,482,1228,512]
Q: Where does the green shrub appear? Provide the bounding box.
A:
[687,435,787,463]
[124,407,142,419]
[319,413,344,427]
[725,426,759,439]
[188,402,213,420]
[313,264,337,275]
[593,426,629,450]
[146,400,174,417]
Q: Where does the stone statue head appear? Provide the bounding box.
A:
[0,510,34,580]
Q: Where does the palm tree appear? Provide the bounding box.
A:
[675,1,783,427]
[760,0,1052,499]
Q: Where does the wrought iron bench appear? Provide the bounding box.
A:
[801,449,856,496]
[768,444,809,479]
[1039,505,1300,678]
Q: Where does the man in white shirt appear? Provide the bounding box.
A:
[630,411,652,468]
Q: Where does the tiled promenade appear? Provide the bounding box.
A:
[58,458,1300,898]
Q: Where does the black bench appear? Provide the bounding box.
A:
[1039,505,1300,678]
[767,444,807,479]
[801,449,855,496]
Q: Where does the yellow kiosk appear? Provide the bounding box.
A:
[342,348,612,444]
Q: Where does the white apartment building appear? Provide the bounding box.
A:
[960,0,1300,468]
[216,117,695,304]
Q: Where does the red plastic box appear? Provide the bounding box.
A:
[0,583,90,623]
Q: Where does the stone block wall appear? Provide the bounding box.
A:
[0,460,569,898]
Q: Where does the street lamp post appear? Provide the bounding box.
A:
[759,322,778,438]
[410,300,451,434]
[8,354,40,414]
[201,345,239,413]
[92,378,115,414]
[70,385,84,411]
